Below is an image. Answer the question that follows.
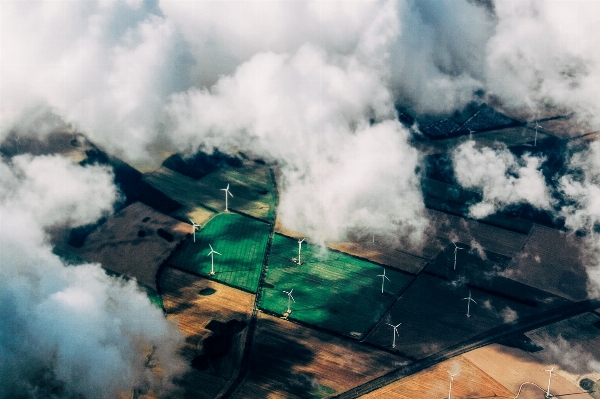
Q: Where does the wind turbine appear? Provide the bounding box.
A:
[468,128,475,140]
[377,268,391,294]
[207,244,221,275]
[283,289,295,314]
[448,371,458,399]
[545,367,556,398]
[462,290,477,317]
[297,238,305,265]
[452,242,464,270]
[189,219,201,242]
[221,184,233,212]
[386,322,401,348]
[534,120,542,147]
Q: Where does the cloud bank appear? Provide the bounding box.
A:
[0,155,187,398]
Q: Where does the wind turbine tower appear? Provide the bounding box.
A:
[207,244,221,275]
[283,289,295,314]
[297,238,305,265]
[468,128,474,140]
[377,269,391,294]
[545,367,556,398]
[189,219,201,242]
[221,184,233,212]
[386,322,401,348]
[462,290,477,317]
[534,120,542,147]
[448,372,458,399]
[452,242,464,270]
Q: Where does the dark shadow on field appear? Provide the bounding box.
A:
[236,316,321,398]
[192,320,247,371]
[364,241,574,360]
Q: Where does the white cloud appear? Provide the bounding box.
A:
[452,141,553,219]
[167,45,427,244]
[0,155,187,398]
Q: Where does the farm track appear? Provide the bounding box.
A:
[333,298,600,398]
[220,167,279,399]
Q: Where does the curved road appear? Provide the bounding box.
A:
[333,299,600,399]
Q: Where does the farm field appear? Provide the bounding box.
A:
[427,208,530,258]
[58,201,189,291]
[464,344,593,399]
[159,267,255,399]
[525,312,600,387]
[168,213,271,293]
[361,354,513,399]
[425,242,571,310]
[259,234,415,338]
[327,241,428,275]
[144,161,277,222]
[503,225,589,301]
[365,273,554,359]
[231,312,407,399]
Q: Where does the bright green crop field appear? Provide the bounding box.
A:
[168,213,271,292]
[259,234,415,338]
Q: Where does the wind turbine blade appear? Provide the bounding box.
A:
[395,323,402,328]
[384,275,391,281]
[228,191,233,197]
[209,244,214,250]
[471,299,478,305]
[214,251,222,255]
[189,218,195,224]
[289,289,293,294]
[290,295,295,302]
[226,184,230,190]
[386,323,394,327]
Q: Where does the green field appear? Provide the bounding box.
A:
[144,162,277,222]
[169,213,271,292]
[259,234,415,338]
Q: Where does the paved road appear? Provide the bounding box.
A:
[333,299,600,399]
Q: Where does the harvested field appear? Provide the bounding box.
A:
[365,273,557,359]
[361,354,514,399]
[159,268,254,399]
[464,344,593,398]
[425,242,571,310]
[169,213,271,293]
[144,161,277,222]
[525,313,600,383]
[58,202,189,291]
[327,241,428,275]
[538,117,597,139]
[504,225,588,300]
[427,208,530,258]
[259,234,415,337]
[231,313,406,399]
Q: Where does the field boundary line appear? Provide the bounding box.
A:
[332,299,600,398]
[219,167,279,399]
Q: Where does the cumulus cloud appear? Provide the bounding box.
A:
[452,141,553,219]
[0,1,184,163]
[559,142,600,297]
[167,45,427,244]
[486,1,600,127]
[0,155,187,398]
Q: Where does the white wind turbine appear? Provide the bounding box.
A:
[189,219,201,242]
[452,242,464,270]
[283,289,295,314]
[221,184,233,212]
[468,128,475,140]
[545,366,557,398]
[386,322,401,348]
[534,120,542,147]
[377,269,391,294]
[462,290,477,318]
[448,371,458,399]
[207,244,221,275]
[297,238,305,265]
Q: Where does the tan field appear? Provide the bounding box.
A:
[537,117,597,139]
[159,267,255,399]
[464,344,592,399]
[362,354,514,399]
[60,201,189,290]
[231,313,407,399]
